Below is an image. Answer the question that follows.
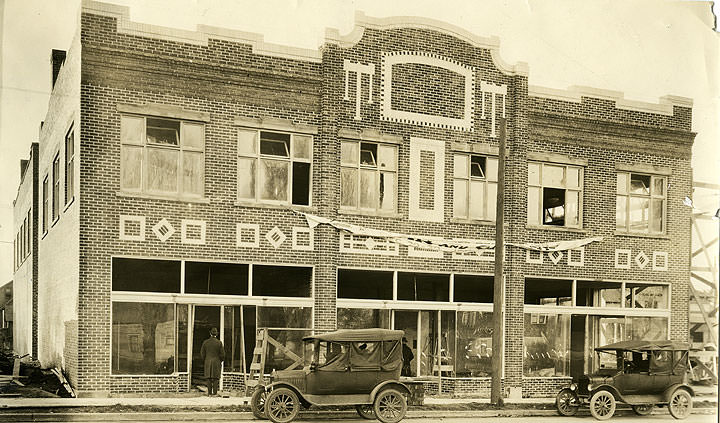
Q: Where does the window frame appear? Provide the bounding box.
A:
[616,171,667,235]
[236,128,313,207]
[340,139,398,213]
[42,175,49,234]
[527,161,584,229]
[65,124,75,206]
[52,153,60,224]
[120,114,206,199]
[453,153,498,221]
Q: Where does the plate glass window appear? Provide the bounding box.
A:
[120,115,205,198]
[65,126,75,205]
[237,130,312,206]
[340,141,397,211]
[527,162,583,228]
[453,154,498,220]
[52,153,60,222]
[616,172,666,234]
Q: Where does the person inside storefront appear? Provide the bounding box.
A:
[402,337,414,377]
[201,327,225,396]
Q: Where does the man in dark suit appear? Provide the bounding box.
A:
[201,327,224,396]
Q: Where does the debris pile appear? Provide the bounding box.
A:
[0,349,74,397]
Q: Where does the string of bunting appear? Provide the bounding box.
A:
[300,212,602,253]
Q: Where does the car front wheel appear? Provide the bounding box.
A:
[668,389,692,420]
[356,404,377,419]
[589,390,616,420]
[555,388,580,416]
[373,388,407,423]
[251,388,268,420]
[265,387,300,423]
[632,404,654,415]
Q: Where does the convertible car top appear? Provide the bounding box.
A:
[303,328,404,342]
[594,340,691,352]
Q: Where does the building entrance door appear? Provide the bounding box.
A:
[191,305,221,391]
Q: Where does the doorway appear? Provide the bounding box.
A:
[570,315,586,378]
[191,305,221,390]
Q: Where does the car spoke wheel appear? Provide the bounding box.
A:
[251,388,268,420]
[632,404,654,416]
[668,389,692,420]
[356,404,377,420]
[373,389,407,423]
[555,388,580,416]
[589,390,616,421]
[265,388,300,423]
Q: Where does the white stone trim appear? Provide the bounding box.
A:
[652,251,668,271]
[291,227,314,251]
[265,226,287,249]
[408,237,444,259]
[547,250,564,265]
[343,59,375,120]
[381,52,475,131]
[526,249,543,264]
[180,219,206,245]
[152,218,175,242]
[340,233,399,256]
[236,223,260,248]
[119,215,145,241]
[409,137,445,222]
[567,247,585,267]
[635,251,650,269]
[528,85,692,116]
[615,249,631,269]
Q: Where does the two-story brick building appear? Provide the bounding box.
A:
[13,0,694,397]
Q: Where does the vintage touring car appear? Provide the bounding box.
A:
[555,340,694,420]
[251,328,410,423]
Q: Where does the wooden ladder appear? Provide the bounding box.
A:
[245,328,268,395]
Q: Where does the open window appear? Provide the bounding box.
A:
[527,162,583,228]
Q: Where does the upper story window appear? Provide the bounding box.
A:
[340,141,397,212]
[65,125,75,206]
[52,153,60,223]
[527,162,583,228]
[120,115,205,198]
[616,172,666,234]
[237,129,312,206]
[42,175,49,234]
[453,154,498,221]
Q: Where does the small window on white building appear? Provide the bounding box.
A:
[237,130,312,206]
[453,154,498,220]
[527,162,583,228]
[616,172,666,234]
[52,153,60,222]
[340,141,397,212]
[120,115,205,198]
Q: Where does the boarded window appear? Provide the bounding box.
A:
[184,261,249,295]
[120,115,204,197]
[237,129,312,206]
[337,269,393,300]
[112,258,181,293]
[252,265,312,297]
[341,141,397,212]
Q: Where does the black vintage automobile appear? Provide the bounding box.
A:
[251,328,410,423]
[555,340,694,420]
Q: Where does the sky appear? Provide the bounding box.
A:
[0,0,718,286]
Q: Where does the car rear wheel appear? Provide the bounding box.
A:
[265,387,300,423]
[356,404,377,419]
[373,388,407,423]
[668,389,692,420]
[589,390,616,420]
[555,388,580,416]
[251,388,268,420]
[632,404,654,416]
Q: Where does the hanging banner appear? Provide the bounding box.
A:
[301,212,602,253]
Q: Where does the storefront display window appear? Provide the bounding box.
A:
[625,283,668,309]
[628,317,668,340]
[523,313,570,377]
[337,308,390,329]
[456,311,492,377]
[112,302,176,375]
[576,281,622,307]
[524,278,572,306]
[337,269,393,300]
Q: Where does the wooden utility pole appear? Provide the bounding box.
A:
[491,118,506,405]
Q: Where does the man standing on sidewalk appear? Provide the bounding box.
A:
[201,327,224,396]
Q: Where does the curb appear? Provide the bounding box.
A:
[0,408,716,421]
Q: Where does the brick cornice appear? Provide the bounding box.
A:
[529,110,695,158]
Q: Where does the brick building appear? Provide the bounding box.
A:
[13,1,694,397]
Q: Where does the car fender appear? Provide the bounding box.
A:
[590,385,622,402]
[370,380,411,401]
[264,381,306,402]
[662,384,695,402]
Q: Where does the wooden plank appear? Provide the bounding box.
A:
[693,181,720,190]
[691,272,717,290]
[689,284,718,347]
[692,237,719,258]
[250,362,262,370]
[265,335,302,363]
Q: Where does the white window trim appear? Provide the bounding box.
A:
[453,153,498,222]
[616,171,667,235]
[527,161,584,229]
[339,139,398,214]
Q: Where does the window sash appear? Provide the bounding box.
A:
[527,162,583,228]
[42,176,49,233]
[454,154,496,220]
[52,155,60,222]
[65,128,75,205]
[237,129,312,206]
[120,116,205,197]
[616,172,666,234]
[340,141,397,212]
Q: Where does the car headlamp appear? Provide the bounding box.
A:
[587,383,594,392]
[569,383,577,391]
